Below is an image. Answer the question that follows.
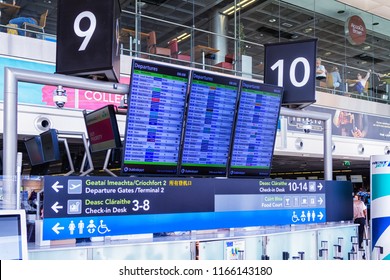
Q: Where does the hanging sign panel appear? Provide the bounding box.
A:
[56,0,121,82]
[264,39,317,106]
[38,176,352,240]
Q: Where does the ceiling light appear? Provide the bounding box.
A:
[282,22,293,28]
[269,18,276,23]
[177,33,191,43]
[362,45,371,50]
[222,0,257,16]
[170,32,191,43]
[303,27,313,33]
[176,32,189,40]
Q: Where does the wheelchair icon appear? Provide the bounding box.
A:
[97,220,111,234]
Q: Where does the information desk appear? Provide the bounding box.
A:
[28,223,358,260]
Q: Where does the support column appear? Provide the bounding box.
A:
[210,11,228,63]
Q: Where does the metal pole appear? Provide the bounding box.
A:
[2,67,129,209]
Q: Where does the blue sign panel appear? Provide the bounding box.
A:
[42,177,328,240]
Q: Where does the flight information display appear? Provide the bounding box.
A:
[179,71,240,176]
[121,60,190,175]
[229,81,283,178]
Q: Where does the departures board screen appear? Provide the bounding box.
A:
[228,81,283,178]
[179,71,240,176]
[121,60,190,175]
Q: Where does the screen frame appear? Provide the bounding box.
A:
[83,104,122,153]
[24,136,45,166]
[0,209,28,260]
[178,70,240,177]
[121,58,191,176]
[228,80,284,178]
[40,128,61,163]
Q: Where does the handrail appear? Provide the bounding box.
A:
[1,22,389,105]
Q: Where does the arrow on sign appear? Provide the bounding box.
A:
[51,202,63,213]
[52,223,65,234]
[317,211,324,220]
[317,197,323,205]
[317,183,323,191]
[52,181,64,193]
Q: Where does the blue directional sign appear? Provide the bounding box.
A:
[41,176,345,240]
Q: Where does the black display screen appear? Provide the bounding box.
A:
[40,129,61,163]
[25,136,45,166]
[84,105,122,153]
[229,81,283,178]
[121,60,190,175]
[0,210,28,260]
[179,71,239,176]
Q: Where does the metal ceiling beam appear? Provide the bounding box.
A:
[280,107,333,180]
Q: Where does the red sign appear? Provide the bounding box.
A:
[41,76,130,110]
[345,15,366,45]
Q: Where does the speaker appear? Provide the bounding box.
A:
[56,0,121,82]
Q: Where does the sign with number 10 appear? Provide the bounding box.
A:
[264,39,317,106]
[56,0,121,82]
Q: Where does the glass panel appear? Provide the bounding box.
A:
[118,0,390,103]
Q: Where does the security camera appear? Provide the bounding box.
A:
[302,119,312,134]
[34,116,51,131]
[357,144,364,154]
[295,138,303,150]
[53,85,67,108]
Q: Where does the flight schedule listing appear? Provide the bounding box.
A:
[122,60,190,175]
[229,81,283,177]
[180,72,240,176]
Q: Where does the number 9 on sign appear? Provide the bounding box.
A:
[74,11,97,51]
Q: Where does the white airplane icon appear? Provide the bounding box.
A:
[69,183,81,190]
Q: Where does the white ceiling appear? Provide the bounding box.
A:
[337,0,390,20]
[283,0,390,38]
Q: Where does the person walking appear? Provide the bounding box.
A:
[353,193,367,249]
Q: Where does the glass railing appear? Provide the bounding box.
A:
[1,9,390,106]
[0,23,56,41]
[319,58,389,104]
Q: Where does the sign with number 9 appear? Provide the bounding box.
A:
[56,0,121,82]
[264,39,317,107]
